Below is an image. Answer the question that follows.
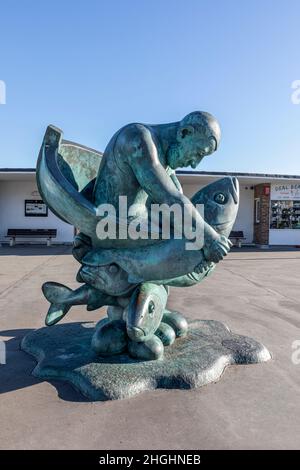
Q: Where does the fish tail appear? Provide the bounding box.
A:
[42,282,73,305]
[45,302,71,326]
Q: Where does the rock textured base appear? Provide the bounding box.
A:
[21,319,271,401]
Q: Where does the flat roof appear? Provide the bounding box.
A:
[1,168,300,186]
[1,168,300,179]
[176,170,300,179]
[0,168,35,172]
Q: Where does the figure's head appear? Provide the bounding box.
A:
[167,111,221,169]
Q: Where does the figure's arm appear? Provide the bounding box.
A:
[167,168,183,194]
[122,125,230,263]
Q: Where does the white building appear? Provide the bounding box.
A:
[0,169,74,243]
[1,168,300,246]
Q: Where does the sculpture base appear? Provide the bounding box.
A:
[21,319,271,401]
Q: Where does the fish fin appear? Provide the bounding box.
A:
[82,249,115,266]
[45,303,71,326]
[42,282,73,304]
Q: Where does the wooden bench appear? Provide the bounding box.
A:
[229,230,246,248]
[6,229,57,247]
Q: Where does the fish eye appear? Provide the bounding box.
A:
[214,193,227,204]
[148,300,155,316]
[108,263,119,274]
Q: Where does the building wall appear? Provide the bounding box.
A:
[181,181,254,243]
[269,229,300,245]
[2,175,300,246]
[253,183,270,246]
[0,180,74,242]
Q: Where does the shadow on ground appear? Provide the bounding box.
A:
[0,245,72,256]
[231,245,300,252]
[0,326,88,402]
[1,244,300,257]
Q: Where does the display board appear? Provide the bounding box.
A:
[270,184,300,229]
[271,183,300,201]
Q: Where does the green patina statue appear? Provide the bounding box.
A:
[36,112,237,361]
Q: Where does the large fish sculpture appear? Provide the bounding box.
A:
[82,176,239,284]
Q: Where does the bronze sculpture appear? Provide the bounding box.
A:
[21,112,271,400]
[37,112,234,360]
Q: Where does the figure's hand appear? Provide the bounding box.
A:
[194,260,214,274]
[203,235,232,263]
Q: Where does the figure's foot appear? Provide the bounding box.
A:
[155,322,176,346]
[91,319,127,356]
[128,336,164,361]
[162,310,188,338]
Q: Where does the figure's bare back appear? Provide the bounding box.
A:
[93,124,155,210]
[93,123,178,221]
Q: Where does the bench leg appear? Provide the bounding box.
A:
[237,240,242,248]
[10,237,15,247]
[47,238,52,247]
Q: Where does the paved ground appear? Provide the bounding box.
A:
[1,245,300,449]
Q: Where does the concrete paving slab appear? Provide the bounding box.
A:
[0,246,300,449]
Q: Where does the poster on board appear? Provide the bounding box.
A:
[25,200,48,217]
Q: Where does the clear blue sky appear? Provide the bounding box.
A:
[0,0,300,174]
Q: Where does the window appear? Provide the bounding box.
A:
[270,200,300,229]
[255,198,260,224]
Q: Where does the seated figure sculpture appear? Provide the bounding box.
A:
[36,111,237,361]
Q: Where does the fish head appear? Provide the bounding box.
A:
[191,176,239,237]
[79,262,133,296]
[126,283,168,342]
